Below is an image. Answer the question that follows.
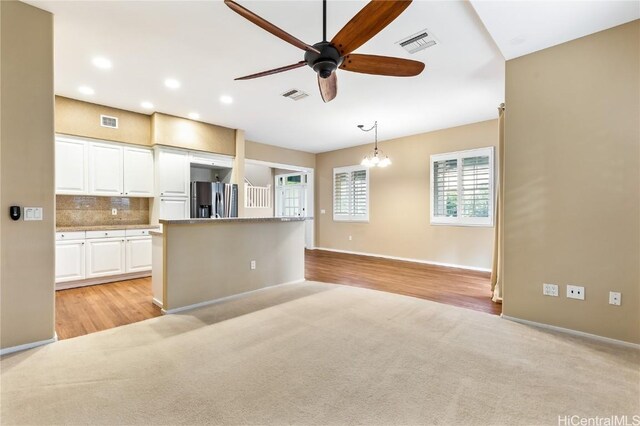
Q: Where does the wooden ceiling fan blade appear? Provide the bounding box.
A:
[235,61,307,80]
[331,0,412,56]
[224,0,320,54]
[318,72,337,103]
[339,54,425,77]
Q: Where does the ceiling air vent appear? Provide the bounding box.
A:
[396,29,438,54]
[100,115,118,129]
[281,89,309,101]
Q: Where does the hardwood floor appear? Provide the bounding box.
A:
[305,249,501,315]
[56,250,499,340]
[55,277,161,340]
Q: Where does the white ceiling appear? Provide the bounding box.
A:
[23,1,637,153]
[470,0,639,60]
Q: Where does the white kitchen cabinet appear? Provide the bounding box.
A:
[159,197,189,220]
[86,237,126,278]
[55,240,86,282]
[124,146,154,197]
[89,142,124,196]
[156,148,189,197]
[126,237,152,273]
[55,137,88,195]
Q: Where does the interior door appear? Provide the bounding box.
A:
[279,186,306,217]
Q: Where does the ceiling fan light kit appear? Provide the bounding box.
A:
[224,0,425,103]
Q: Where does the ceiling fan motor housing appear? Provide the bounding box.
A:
[305,42,343,79]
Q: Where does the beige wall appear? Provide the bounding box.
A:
[0,1,55,349]
[503,20,639,343]
[55,96,151,146]
[315,120,498,269]
[245,140,316,169]
[151,112,235,156]
[162,220,305,311]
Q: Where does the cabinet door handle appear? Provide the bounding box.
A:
[81,242,84,245]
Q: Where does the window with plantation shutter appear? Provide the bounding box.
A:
[333,165,369,221]
[430,147,494,226]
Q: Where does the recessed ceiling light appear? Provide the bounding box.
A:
[164,78,181,89]
[188,112,200,120]
[141,101,154,109]
[92,57,112,69]
[219,95,233,104]
[78,86,95,95]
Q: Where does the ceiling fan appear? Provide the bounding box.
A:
[224,0,425,102]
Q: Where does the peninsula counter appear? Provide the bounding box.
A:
[152,217,306,313]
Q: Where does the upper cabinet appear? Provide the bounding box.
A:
[89,142,124,196]
[55,137,88,195]
[124,146,154,197]
[155,148,189,197]
[55,135,153,197]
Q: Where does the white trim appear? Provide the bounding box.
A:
[314,247,491,272]
[152,297,163,308]
[501,315,640,349]
[245,158,312,173]
[0,333,58,356]
[55,271,151,290]
[161,279,306,315]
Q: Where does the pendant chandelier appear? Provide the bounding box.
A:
[358,121,391,168]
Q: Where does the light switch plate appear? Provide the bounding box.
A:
[543,283,558,297]
[23,207,43,221]
[320,209,326,214]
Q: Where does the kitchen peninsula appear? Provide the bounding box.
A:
[152,217,306,313]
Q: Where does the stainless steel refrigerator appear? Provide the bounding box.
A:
[191,181,238,218]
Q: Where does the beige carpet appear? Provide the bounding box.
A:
[1,281,638,425]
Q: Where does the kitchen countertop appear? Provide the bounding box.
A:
[56,224,160,232]
[160,217,309,225]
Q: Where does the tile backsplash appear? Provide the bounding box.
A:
[56,195,150,227]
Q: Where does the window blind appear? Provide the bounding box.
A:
[433,158,458,218]
[430,147,494,226]
[461,156,490,218]
[333,166,369,221]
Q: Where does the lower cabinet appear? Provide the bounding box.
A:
[86,237,126,278]
[126,237,152,273]
[55,229,153,286]
[55,240,86,282]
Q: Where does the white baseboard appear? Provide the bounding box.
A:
[0,333,58,356]
[162,279,306,315]
[152,297,163,308]
[313,247,491,273]
[501,315,640,349]
[56,271,151,290]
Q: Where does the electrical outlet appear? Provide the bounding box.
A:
[111,208,117,216]
[543,283,558,297]
[348,235,352,241]
[250,260,256,270]
[609,291,621,306]
[320,209,326,214]
[566,285,585,300]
